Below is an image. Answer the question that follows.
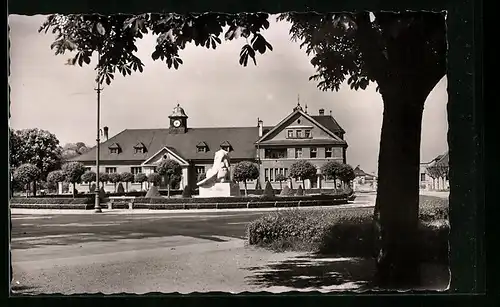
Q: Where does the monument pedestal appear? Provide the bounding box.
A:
[199,182,241,197]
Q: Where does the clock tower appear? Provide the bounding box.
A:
[168,104,188,134]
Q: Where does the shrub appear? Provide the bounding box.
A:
[280,185,292,196]
[262,181,275,198]
[275,173,287,189]
[99,173,109,188]
[246,196,449,263]
[145,185,162,198]
[117,182,125,194]
[182,185,192,198]
[296,185,304,196]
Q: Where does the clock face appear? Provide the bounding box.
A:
[173,120,181,127]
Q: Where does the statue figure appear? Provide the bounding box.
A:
[197,146,231,187]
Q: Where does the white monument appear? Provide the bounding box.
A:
[197,146,241,197]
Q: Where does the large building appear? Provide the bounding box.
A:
[72,102,348,192]
[419,151,449,191]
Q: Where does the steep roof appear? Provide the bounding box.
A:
[72,127,261,162]
[311,115,345,134]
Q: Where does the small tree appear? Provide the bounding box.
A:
[99,173,109,189]
[337,164,356,190]
[275,173,287,190]
[182,185,192,198]
[120,172,134,192]
[61,162,86,198]
[289,160,317,191]
[47,170,65,194]
[296,185,304,196]
[148,173,162,187]
[13,163,41,197]
[108,173,121,192]
[233,161,259,196]
[321,161,343,191]
[134,173,148,191]
[81,171,96,192]
[157,159,182,198]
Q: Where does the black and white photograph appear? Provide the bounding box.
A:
[8,11,452,294]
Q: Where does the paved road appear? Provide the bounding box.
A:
[10,194,448,294]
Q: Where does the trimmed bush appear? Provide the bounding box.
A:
[145,185,162,198]
[117,182,125,194]
[262,181,275,198]
[296,185,304,196]
[246,196,449,263]
[182,185,192,198]
[280,186,290,196]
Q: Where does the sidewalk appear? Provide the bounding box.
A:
[420,191,450,199]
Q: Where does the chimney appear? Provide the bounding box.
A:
[329,110,332,116]
[257,118,263,137]
[319,108,325,115]
[103,126,109,141]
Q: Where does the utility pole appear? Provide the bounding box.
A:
[94,53,103,213]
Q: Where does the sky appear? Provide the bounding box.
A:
[8,14,449,174]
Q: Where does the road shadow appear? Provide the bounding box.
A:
[244,255,375,292]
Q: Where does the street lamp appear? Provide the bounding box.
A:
[94,53,103,213]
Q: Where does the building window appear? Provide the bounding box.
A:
[264,148,287,159]
[295,148,303,159]
[134,148,145,154]
[310,147,317,158]
[420,173,426,181]
[85,167,91,172]
[333,147,342,158]
[325,147,333,158]
[131,167,142,175]
[296,130,302,138]
[197,147,207,153]
[305,130,311,138]
[110,148,119,154]
[264,168,269,182]
[270,169,274,182]
[195,166,205,174]
[287,130,294,139]
[274,169,279,181]
[105,167,117,174]
[152,167,157,173]
[284,168,288,178]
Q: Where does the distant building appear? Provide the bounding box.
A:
[72,102,348,192]
[419,151,449,191]
[353,165,377,192]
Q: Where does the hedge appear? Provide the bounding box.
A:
[132,194,348,204]
[246,195,449,263]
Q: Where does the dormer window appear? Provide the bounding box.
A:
[196,141,209,153]
[108,143,121,154]
[220,140,233,152]
[133,142,147,154]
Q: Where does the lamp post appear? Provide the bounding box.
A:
[94,54,103,213]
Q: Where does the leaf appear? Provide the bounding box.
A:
[173,59,179,69]
[166,57,173,68]
[96,22,105,35]
[177,58,183,65]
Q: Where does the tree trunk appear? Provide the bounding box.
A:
[32,181,37,197]
[373,85,426,287]
[72,183,76,198]
[26,183,29,198]
[244,181,248,197]
[279,181,283,190]
[333,176,337,192]
[88,182,91,192]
